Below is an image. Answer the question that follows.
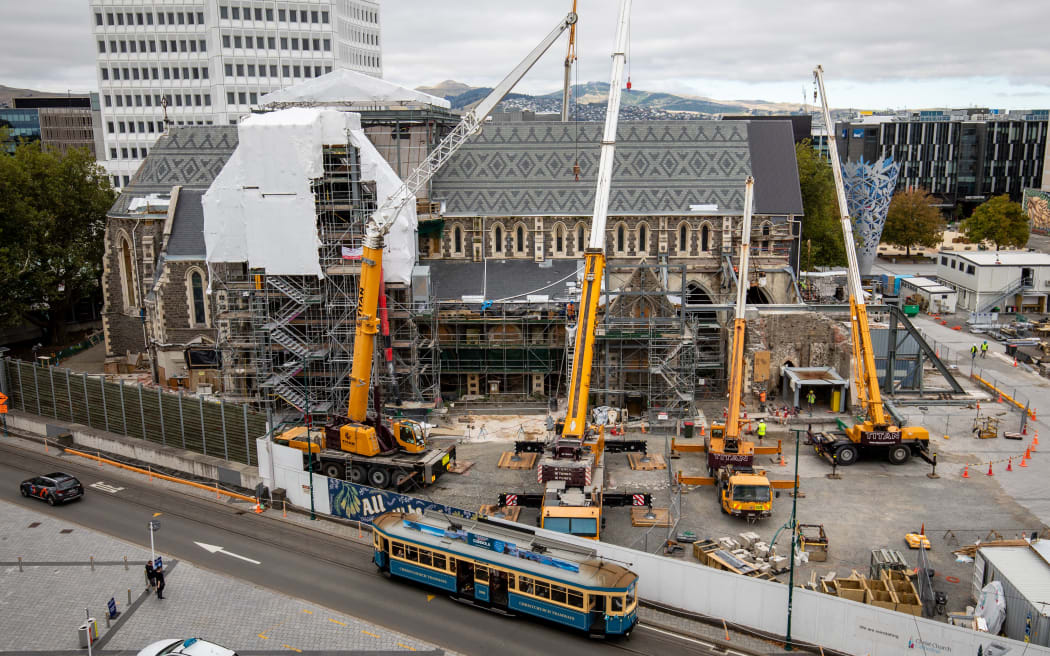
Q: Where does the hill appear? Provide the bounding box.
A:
[419,79,809,117]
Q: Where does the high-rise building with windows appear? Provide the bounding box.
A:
[835,108,1048,216]
[89,0,383,187]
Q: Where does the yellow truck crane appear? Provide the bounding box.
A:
[278,9,581,489]
[496,0,645,538]
[675,178,794,519]
[807,66,932,467]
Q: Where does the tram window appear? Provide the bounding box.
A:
[392,543,405,558]
[519,576,533,594]
[449,559,457,573]
[534,581,550,599]
[475,566,489,583]
[507,573,515,588]
[405,545,418,562]
[627,583,636,605]
[432,553,446,570]
[568,590,584,608]
[418,550,432,567]
[550,585,567,604]
[610,595,624,612]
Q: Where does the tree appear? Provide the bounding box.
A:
[881,187,946,257]
[0,143,115,345]
[961,194,1029,251]
[795,140,845,269]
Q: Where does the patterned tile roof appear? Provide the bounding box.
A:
[108,126,238,218]
[431,120,802,217]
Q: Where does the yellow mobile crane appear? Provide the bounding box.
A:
[279,9,580,488]
[808,66,932,467]
[676,178,794,519]
[497,0,649,539]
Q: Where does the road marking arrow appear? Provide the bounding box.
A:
[194,541,261,565]
[90,482,125,494]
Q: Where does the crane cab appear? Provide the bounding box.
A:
[392,419,427,454]
[719,471,774,519]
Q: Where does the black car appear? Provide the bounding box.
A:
[20,472,84,505]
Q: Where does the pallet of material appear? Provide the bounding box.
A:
[631,507,672,527]
[447,460,474,474]
[479,505,522,522]
[627,453,667,470]
[497,452,537,469]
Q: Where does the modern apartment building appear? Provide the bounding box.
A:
[835,109,1048,215]
[1,95,104,157]
[89,0,383,187]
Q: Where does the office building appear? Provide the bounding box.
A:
[89,0,383,187]
[835,109,1048,215]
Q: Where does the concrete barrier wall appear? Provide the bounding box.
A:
[257,438,331,515]
[6,411,261,490]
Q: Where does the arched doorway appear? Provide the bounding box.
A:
[686,282,713,306]
[746,286,773,304]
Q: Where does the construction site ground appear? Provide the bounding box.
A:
[425,313,1050,621]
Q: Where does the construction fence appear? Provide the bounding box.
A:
[0,358,266,466]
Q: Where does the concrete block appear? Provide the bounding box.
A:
[752,542,769,558]
[718,537,740,550]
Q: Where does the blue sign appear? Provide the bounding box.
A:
[328,479,476,525]
[107,598,117,618]
[852,128,864,138]
[154,556,162,570]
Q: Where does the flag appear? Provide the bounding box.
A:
[341,246,363,260]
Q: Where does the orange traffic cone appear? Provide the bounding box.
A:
[700,424,706,437]
[1007,458,1013,472]
[1013,357,1018,367]
[779,452,787,467]
[987,461,994,476]
[1035,433,1041,448]
[1020,452,1029,467]
[997,392,1003,403]
[253,501,263,514]
[962,465,970,478]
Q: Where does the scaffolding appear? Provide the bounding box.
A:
[434,301,569,402]
[585,259,726,423]
[212,138,441,427]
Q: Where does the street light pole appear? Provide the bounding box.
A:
[785,428,801,651]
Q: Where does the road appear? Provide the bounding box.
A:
[0,441,731,656]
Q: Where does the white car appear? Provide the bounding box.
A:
[135,638,238,656]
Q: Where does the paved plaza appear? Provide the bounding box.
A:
[0,500,446,655]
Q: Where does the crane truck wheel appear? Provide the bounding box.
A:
[322,462,345,480]
[349,465,366,484]
[834,444,859,466]
[887,445,911,465]
[368,467,391,489]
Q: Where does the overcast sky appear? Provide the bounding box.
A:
[4,1,1050,110]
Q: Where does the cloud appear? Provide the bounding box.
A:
[1,1,1049,108]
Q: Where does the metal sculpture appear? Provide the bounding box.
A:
[842,157,901,275]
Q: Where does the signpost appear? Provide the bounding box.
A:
[147,520,160,565]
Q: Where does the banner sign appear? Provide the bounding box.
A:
[861,430,902,446]
[327,478,475,525]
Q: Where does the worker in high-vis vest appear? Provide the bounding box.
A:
[806,389,816,415]
[757,419,767,441]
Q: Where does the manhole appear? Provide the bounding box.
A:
[234,511,246,516]
[28,522,41,528]
[60,529,74,534]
